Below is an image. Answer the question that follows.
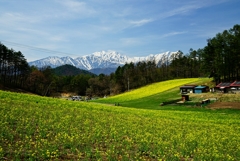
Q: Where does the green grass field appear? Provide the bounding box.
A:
[93,78,211,110]
[1,78,240,160]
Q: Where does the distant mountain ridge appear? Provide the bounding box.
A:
[29,51,179,75]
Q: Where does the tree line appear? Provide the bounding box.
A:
[0,44,29,88]
[1,24,239,97]
[202,24,240,84]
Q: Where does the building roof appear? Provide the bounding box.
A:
[230,81,240,87]
[216,82,232,88]
[180,85,196,89]
[195,86,208,89]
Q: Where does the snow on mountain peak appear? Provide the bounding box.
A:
[29,50,179,73]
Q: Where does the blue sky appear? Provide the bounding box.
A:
[0,0,239,61]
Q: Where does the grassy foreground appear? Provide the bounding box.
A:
[1,78,240,160]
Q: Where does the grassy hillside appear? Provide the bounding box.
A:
[1,85,240,160]
[93,78,211,109]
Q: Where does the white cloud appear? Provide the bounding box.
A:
[158,0,229,19]
[161,31,187,38]
[160,4,201,19]
[56,0,96,15]
[0,12,39,28]
[129,19,154,27]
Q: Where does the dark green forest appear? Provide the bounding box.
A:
[1,24,240,97]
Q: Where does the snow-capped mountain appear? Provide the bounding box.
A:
[73,51,130,70]
[30,56,78,68]
[29,50,179,74]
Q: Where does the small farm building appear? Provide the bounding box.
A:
[230,81,240,89]
[194,85,209,94]
[215,82,232,93]
[230,81,240,93]
[180,85,196,94]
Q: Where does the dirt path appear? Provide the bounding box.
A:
[208,102,240,109]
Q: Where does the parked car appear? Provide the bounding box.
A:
[71,96,82,101]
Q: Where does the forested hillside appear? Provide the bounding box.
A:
[52,64,95,76]
[1,24,240,96]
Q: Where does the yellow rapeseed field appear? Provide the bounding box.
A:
[1,78,240,160]
[104,78,202,102]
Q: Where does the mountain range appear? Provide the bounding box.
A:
[29,51,179,75]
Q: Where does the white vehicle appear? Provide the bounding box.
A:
[71,96,81,101]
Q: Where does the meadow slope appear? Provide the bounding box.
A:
[93,78,210,109]
[101,78,202,101]
[1,78,240,160]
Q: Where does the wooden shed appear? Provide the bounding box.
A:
[194,85,209,93]
[180,85,196,94]
[230,81,240,93]
[215,82,232,93]
[230,81,240,88]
